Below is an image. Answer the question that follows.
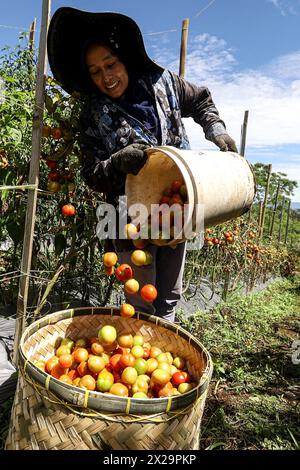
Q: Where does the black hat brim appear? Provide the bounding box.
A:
[47,7,164,95]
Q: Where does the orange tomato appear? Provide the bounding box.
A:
[118,333,133,348]
[120,303,135,318]
[149,346,162,359]
[72,347,89,363]
[132,239,149,249]
[58,353,73,369]
[45,356,59,373]
[59,374,73,385]
[104,265,115,276]
[140,284,157,303]
[79,375,96,391]
[61,203,76,217]
[77,361,89,377]
[91,342,104,356]
[119,353,135,369]
[103,252,118,267]
[109,383,129,397]
[158,381,173,398]
[50,363,68,379]
[73,377,81,387]
[109,354,122,371]
[67,369,79,381]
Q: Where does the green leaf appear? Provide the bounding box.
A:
[7,127,22,144]
[44,93,54,113]
[54,233,67,256]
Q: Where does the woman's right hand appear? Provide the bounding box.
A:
[111,143,149,175]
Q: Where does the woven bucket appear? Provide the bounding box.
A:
[5,307,213,450]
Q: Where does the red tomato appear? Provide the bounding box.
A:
[48,170,61,181]
[171,180,184,193]
[119,353,135,369]
[46,159,58,169]
[171,371,190,386]
[109,354,122,371]
[77,361,89,377]
[51,127,62,140]
[115,264,134,282]
[140,284,157,303]
[61,203,76,217]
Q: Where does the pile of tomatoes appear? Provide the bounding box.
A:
[149,178,188,244]
[34,324,196,398]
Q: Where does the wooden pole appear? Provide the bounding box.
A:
[240,110,249,157]
[284,199,291,245]
[259,164,272,240]
[29,18,36,51]
[269,182,280,237]
[277,197,285,246]
[179,18,189,78]
[13,0,51,366]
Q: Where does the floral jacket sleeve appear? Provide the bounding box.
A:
[79,105,126,196]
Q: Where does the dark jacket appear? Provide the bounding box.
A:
[79,69,226,205]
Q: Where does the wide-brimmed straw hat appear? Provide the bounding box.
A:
[47,7,164,95]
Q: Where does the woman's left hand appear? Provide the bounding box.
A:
[212,134,238,152]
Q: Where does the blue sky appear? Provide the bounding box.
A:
[1,0,300,200]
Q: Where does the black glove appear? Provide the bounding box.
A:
[111,143,149,175]
[212,134,238,153]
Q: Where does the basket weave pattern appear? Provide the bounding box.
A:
[6,307,212,450]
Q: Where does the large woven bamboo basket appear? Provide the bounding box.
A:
[6,307,213,450]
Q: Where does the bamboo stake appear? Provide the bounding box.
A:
[277,197,286,246]
[179,18,189,78]
[259,164,272,240]
[13,0,51,366]
[269,182,280,237]
[284,199,291,245]
[240,110,249,157]
[29,18,36,51]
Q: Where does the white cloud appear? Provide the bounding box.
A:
[150,33,300,146]
[266,0,300,16]
[148,32,300,199]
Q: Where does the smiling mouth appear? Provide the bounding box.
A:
[106,81,119,90]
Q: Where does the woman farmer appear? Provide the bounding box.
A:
[47,7,237,322]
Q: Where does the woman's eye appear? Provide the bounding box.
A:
[107,62,116,69]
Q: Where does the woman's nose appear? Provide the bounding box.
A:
[103,70,113,82]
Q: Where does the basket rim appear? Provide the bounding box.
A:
[19,306,213,416]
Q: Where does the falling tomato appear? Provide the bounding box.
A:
[140,284,157,303]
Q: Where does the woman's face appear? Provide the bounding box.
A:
[85,44,129,98]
